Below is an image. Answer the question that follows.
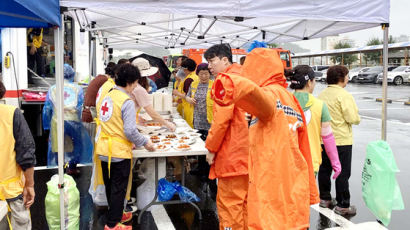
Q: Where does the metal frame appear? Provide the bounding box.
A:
[198,17,217,39]
[217,18,303,40]
[54,14,66,230]
[137,157,202,224]
[308,21,339,38]
[72,9,310,49]
[381,24,389,140]
[182,18,201,44]
[266,20,306,44]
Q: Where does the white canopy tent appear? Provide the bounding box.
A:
[1,2,387,229]
[61,0,389,50]
[59,0,391,139]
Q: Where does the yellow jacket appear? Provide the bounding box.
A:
[174,79,184,115]
[304,94,326,172]
[27,28,43,48]
[181,72,199,128]
[189,79,214,125]
[318,85,360,145]
[0,105,24,200]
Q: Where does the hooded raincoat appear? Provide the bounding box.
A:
[42,64,93,167]
[211,48,319,230]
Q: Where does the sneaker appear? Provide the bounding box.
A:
[334,205,357,216]
[124,204,138,213]
[127,197,136,205]
[319,199,337,208]
[104,223,132,230]
[120,211,133,223]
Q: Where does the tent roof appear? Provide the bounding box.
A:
[0,0,61,27]
[61,0,390,49]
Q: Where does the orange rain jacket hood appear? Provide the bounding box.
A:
[211,48,319,230]
[206,63,249,179]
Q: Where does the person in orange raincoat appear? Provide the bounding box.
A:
[204,44,249,230]
[211,47,319,230]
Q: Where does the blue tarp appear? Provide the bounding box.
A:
[0,0,60,27]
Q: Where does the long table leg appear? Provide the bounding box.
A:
[180,156,202,220]
[137,156,203,224]
[181,157,185,186]
[137,158,159,224]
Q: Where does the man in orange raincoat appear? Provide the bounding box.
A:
[211,47,319,230]
[204,44,249,230]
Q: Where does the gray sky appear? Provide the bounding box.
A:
[292,0,409,52]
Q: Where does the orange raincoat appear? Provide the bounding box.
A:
[205,63,249,230]
[206,63,248,179]
[211,48,319,230]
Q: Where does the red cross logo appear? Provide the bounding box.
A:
[100,97,113,122]
[101,102,109,115]
[64,91,70,100]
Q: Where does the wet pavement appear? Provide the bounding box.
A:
[310,82,410,229]
[2,82,408,230]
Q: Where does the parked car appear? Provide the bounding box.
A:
[311,65,330,72]
[376,66,410,85]
[349,67,370,82]
[314,70,327,82]
[357,66,396,83]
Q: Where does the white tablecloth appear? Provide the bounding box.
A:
[132,137,207,158]
[132,113,208,158]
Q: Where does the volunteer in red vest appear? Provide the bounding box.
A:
[204,44,249,230]
[95,64,155,230]
[211,47,319,229]
[0,81,36,229]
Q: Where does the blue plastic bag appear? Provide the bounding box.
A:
[176,184,200,203]
[157,178,200,202]
[157,178,177,202]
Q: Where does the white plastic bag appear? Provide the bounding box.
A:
[88,164,108,206]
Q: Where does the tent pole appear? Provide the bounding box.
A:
[381,23,389,141]
[54,14,66,230]
[89,37,95,81]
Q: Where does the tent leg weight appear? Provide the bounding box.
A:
[376,98,392,103]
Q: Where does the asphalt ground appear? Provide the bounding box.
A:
[309,82,410,230]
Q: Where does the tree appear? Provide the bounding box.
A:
[364,36,397,64]
[330,41,358,66]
